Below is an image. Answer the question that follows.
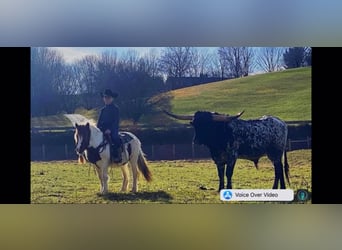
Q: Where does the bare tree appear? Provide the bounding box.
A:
[205,51,222,78]
[256,47,285,72]
[73,55,100,109]
[159,47,194,77]
[199,48,215,77]
[118,52,164,124]
[215,49,227,78]
[189,48,201,77]
[218,47,254,78]
[97,50,119,91]
[57,64,83,113]
[31,47,65,116]
[120,49,140,72]
[188,48,213,77]
[141,48,161,78]
[283,47,308,69]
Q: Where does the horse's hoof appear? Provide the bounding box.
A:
[98,191,108,196]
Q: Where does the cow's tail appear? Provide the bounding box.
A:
[137,150,152,182]
[284,150,290,186]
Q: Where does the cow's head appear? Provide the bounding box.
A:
[163,110,244,146]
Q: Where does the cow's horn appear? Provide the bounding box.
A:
[163,110,194,120]
[212,110,245,122]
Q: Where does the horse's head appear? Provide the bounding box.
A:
[74,122,91,155]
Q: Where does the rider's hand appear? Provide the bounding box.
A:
[104,129,111,135]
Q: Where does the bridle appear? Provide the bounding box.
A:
[75,125,108,158]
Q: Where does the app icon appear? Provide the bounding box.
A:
[296,189,309,202]
[222,190,233,200]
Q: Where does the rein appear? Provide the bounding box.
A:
[83,133,109,153]
[76,124,112,165]
[81,138,108,164]
[96,139,108,153]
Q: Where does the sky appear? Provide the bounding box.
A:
[51,47,158,64]
[52,47,217,64]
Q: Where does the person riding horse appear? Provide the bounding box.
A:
[97,89,122,163]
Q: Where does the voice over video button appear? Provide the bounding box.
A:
[220,189,294,201]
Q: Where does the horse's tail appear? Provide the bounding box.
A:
[284,150,290,186]
[137,150,152,182]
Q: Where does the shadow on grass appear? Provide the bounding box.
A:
[100,190,173,203]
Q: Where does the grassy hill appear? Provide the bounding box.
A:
[31,67,311,128]
[163,67,311,121]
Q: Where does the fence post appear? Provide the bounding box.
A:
[42,144,46,160]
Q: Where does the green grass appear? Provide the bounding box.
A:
[31,149,311,204]
[168,67,311,121]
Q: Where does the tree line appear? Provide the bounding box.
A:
[31,47,311,122]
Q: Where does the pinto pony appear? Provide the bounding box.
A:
[74,122,152,194]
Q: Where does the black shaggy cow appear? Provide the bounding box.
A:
[164,110,290,191]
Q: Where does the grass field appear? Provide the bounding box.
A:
[31,149,311,204]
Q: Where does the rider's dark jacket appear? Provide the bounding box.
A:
[97,103,120,142]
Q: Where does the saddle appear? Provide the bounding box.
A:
[107,132,134,164]
[119,132,134,144]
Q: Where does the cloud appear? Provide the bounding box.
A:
[51,47,102,64]
[51,47,164,64]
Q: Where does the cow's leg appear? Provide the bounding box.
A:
[216,163,225,192]
[211,150,226,191]
[268,152,286,189]
[226,157,237,189]
[273,160,286,189]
